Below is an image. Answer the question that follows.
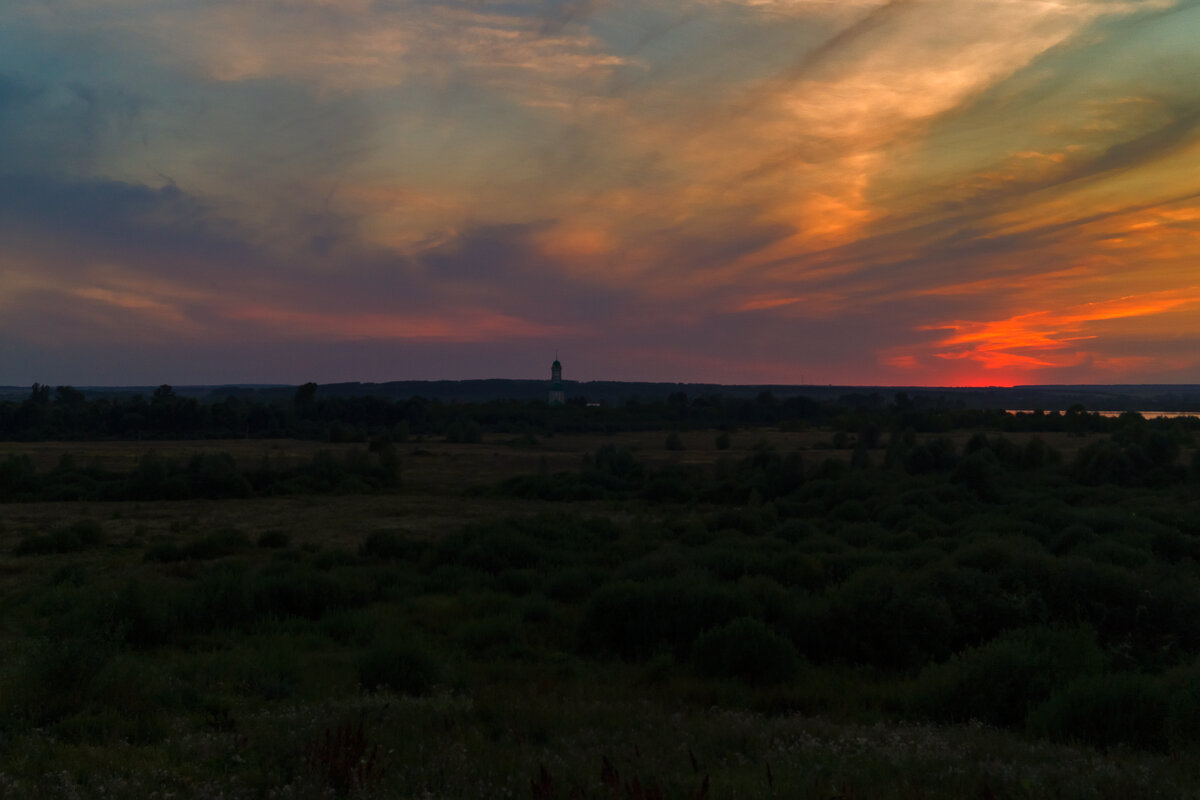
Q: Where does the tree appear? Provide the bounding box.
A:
[54,386,86,405]
[295,382,318,418]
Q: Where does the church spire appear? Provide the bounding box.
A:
[549,354,564,405]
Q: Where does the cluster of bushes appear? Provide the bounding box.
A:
[502,422,1200,511]
[104,564,376,647]
[455,438,1200,750]
[14,518,105,555]
[4,415,1200,757]
[906,626,1200,749]
[0,445,399,503]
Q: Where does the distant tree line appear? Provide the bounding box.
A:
[3,382,1200,443]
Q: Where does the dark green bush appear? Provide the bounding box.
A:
[1160,660,1200,744]
[360,530,420,560]
[255,566,350,620]
[1048,523,1095,555]
[951,449,1002,501]
[257,530,291,548]
[457,615,525,658]
[431,522,541,573]
[641,466,698,504]
[55,657,172,744]
[181,565,254,632]
[0,453,36,497]
[817,567,956,668]
[693,617,798,685]
[579,578,748,659]
[14,519,105,556]
[591,445,643,482]
[187,452,253,498]
[324,610,376,646]
[1029,672,1170,750]
[903,437,957,474]
[144,527,249,563]
[543,566,605,602]
[357,641,440,695]
[498,472,607,501]
[112,579,175,648]
[908,626,1104,727]
[7,636,113,725]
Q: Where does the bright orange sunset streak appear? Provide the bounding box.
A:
[915,291,1200,376]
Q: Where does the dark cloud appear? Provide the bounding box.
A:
[779,0,915,82]
[417,222,629,321]
[536,0,605,36]
[0,71,144,174]
[0,172,254,273]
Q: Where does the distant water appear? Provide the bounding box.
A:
[1007,410,1200,419]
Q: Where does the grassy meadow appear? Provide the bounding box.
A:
[2,426,1200,798]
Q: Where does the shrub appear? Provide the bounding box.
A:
[591,445,643,482]
[641,466,698,504]
[951,449,1002,501]
[112,579,175,648]
[324,610,376,646]
[181,565,254,632]
[579,578,748,659]
[0,453,36,497]
[544,566,605,603]
[14,519,105,556]
[431,522,541,573]
[8,636,113,725]
[1029,672,1170,750]
[255,566,350,620]
[818,567,956,668]
[359,530,419,560]
[1048,523,1095,555]
[57,656,172,744]
[1160,660,1200,745]
[144,527,249,563]
[693,617,798,685]
[257,530,292,548]
[187,452,253,498]
[457,615,525,658]
[903,437,957,474]
[358,641,440,695]
[908,626,1105,728]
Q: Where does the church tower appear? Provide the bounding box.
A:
[548,356,565,405]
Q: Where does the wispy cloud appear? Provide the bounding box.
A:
[1,0,1198,384]
[881,289,1200,376]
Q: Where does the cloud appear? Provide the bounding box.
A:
[883,289,1200,377]
[222,304,576,343]
[3,0,1200,385]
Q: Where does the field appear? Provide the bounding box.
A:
[2,427,1200,798]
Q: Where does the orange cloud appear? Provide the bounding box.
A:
[72,287,188,325]
[902,289,1200,376]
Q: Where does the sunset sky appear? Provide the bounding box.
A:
[2,0,1200,387]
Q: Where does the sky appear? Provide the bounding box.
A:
[2,0,1200,387]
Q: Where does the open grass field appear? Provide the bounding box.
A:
[2,427,1200,798]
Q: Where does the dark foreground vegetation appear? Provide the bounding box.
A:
[1,392,1200,797]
